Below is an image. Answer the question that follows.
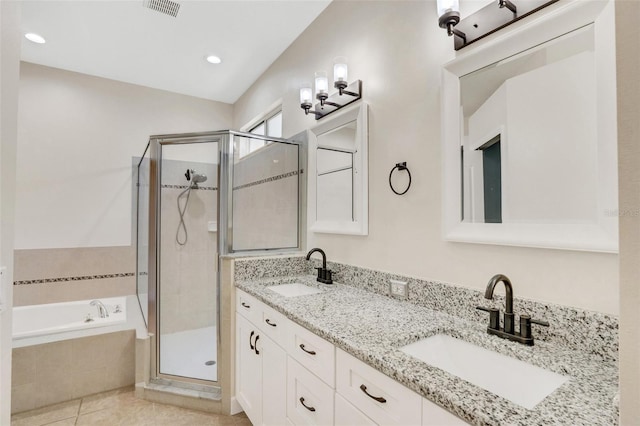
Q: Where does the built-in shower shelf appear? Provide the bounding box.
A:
[208,221,217,232]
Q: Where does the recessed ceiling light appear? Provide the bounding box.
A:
[205,55,222,64]
[25,33,46,44]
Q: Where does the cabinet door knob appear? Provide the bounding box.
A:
[265,318,277,327]
[241,302,250,309]
[360,384,387,403]
[299,343,316,355]
[299,397,316,412]
[254,335,260,355]
[249,331,255,350]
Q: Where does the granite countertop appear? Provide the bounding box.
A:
[236,275,618,426]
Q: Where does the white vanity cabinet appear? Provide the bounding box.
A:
[236,291,288,426]
[235,289,468,426]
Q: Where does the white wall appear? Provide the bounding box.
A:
[616,0,640,422]
[505,52,597,223]
[16,63,232,249]
[0,1,21,422]
[466,51,598,224]
[232,0,619,315]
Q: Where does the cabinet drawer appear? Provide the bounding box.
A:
[336,349,421,426]
[236,289,261,324]
[335,392,376,426]
[287,356,335,426]
[260,303,289,347]
[288,321,335,388]
[422,398,468,426]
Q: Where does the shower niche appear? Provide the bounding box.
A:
[135,130,304,393]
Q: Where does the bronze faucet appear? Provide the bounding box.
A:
[477,274,548,345]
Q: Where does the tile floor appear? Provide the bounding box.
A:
[11,387,252,426]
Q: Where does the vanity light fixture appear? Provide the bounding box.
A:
[437,0,559,50]
[300,58,362,120]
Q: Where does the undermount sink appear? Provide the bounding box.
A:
[267,283,323,298]
[400,334,569,409]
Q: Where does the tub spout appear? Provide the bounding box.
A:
[90,300,109,318]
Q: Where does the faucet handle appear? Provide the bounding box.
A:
[519,314,549,339]
[476,306,499,330]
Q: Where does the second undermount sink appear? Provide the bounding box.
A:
[400,334,569,409]
[267,283,323,298]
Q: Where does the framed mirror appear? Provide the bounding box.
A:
[441,0,617,252]
[309,103,368,235]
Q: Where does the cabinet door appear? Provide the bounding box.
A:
[262,333,287,426]
[335,393,377,426]
[236,314,262,426]
[287,356,335,426]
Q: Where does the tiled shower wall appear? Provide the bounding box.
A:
[159,159,217,335]
[232,141,299,251]
[13,246,135,306]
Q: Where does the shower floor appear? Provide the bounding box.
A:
[160,326,217,382]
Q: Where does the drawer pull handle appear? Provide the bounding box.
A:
[360,384,387,403]
[241,302,250,309]
[299,344,316,355]
[254,335,260,355]
[249,331,255,350]
[265,319,277,327]
[299,397,316,412]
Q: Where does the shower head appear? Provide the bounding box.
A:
[185,169,207,185]
[192,173,207,184]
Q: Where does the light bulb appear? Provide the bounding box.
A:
[25,33,46,44]
[333,57,348,82]
[205,55,222,64]
[299,86,312,104]
[436,0,459,18]
[315,71,328,97]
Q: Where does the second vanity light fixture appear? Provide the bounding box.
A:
[300,57,362,120]
[437,0,559,50]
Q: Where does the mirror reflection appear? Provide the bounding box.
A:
[460,25,596,225]
[316,121,356,222]
[310,102,367,236]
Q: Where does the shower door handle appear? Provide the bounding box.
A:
[249,330,255,350]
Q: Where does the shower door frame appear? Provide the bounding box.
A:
[146,130,306,387]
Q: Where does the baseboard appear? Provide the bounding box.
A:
[230,396,244,415]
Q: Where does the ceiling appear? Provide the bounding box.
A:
[20,0,331,104]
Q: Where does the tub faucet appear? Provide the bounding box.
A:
[306,248,333,284]
[90,300,109,318]
[477,274,549,345]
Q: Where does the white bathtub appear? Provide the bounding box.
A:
[12,295,146,348]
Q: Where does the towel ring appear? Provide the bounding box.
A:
[389,162,411,195]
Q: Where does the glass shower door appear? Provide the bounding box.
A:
[157,140,219,382]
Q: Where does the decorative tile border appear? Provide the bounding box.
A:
[233,255,619,362]
[161,184,217,191]
[233,170,300,191]
[14,272,135,286]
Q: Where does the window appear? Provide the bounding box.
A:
[239,110,282,158]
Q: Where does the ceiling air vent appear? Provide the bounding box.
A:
[143,0,181,18]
